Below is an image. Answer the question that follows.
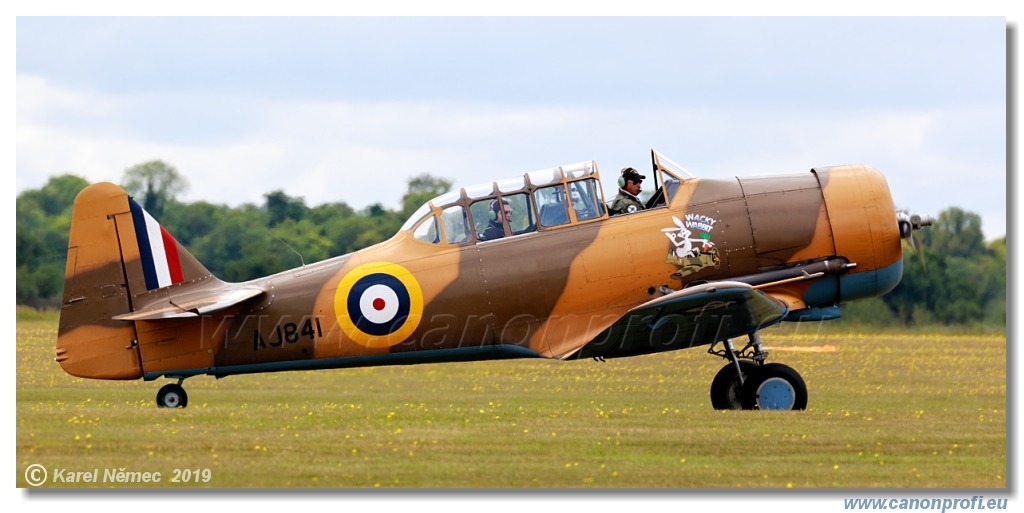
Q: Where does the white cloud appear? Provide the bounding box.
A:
[16,74,1006,238]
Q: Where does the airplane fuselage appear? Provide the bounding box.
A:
[104,165,900,381]
[55,152,910,410]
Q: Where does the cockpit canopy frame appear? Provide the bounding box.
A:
[401,160,608,246]
[400,149,693,246]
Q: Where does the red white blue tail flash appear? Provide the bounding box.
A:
[128,198,183,291]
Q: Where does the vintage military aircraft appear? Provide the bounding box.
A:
[56,149,930,410]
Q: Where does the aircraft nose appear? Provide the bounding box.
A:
[815,165,904,300]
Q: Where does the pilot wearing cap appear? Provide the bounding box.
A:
[608,167,646,215]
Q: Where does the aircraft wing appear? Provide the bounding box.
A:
[572,281,789,360]
[112,286,263,321]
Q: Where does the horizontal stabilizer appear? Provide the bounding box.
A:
[113,286,263,321]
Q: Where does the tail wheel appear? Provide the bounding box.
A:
[710,361,758,410]
[156,383,189,408]
[740,363,807,410]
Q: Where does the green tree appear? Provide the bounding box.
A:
[121,160,188,219]
[186,204,269,281]
[18,174,90,217]
[917,206,985,259]
[401,174,453,218]
[264,190,309,227]
[160,200,231,249]
[977,238,1007,326]
[271,218,332,268]
[310,202,362,256]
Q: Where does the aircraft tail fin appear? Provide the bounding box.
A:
[61,182,215,304]
[57,182,217,379]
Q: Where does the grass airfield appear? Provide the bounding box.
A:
[16,312,1006,489]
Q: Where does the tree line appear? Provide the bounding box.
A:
[16,161,451,309]
[16,160,1005,329]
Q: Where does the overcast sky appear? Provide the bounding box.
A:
[15,16,1008,241]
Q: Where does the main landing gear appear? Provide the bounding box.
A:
[708,332,807,411]
[156,378,189,408]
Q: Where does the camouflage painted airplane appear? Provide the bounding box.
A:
[56,149,931,410]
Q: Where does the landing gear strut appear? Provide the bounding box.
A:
[708,332,807,411]
[156,379,189,408]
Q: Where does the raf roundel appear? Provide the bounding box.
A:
[334,262,424,348]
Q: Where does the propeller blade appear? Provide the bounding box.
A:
[897,211,931,272]
[912,233,926,272]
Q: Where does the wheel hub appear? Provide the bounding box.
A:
[164,392,181,408]
[756,377,796,410]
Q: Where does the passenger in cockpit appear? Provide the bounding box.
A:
[480,198,512,240]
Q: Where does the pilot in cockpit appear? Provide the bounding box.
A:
[608,167,646,215]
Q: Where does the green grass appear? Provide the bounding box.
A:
[16,306,58,323]
[16,318,1006,488]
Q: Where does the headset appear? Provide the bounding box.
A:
[488,198,510,222]
[619,168,642,188]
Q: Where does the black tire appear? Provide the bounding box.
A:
[740,363,807,410]
[710,361,758,410]
[156,383,188,408]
